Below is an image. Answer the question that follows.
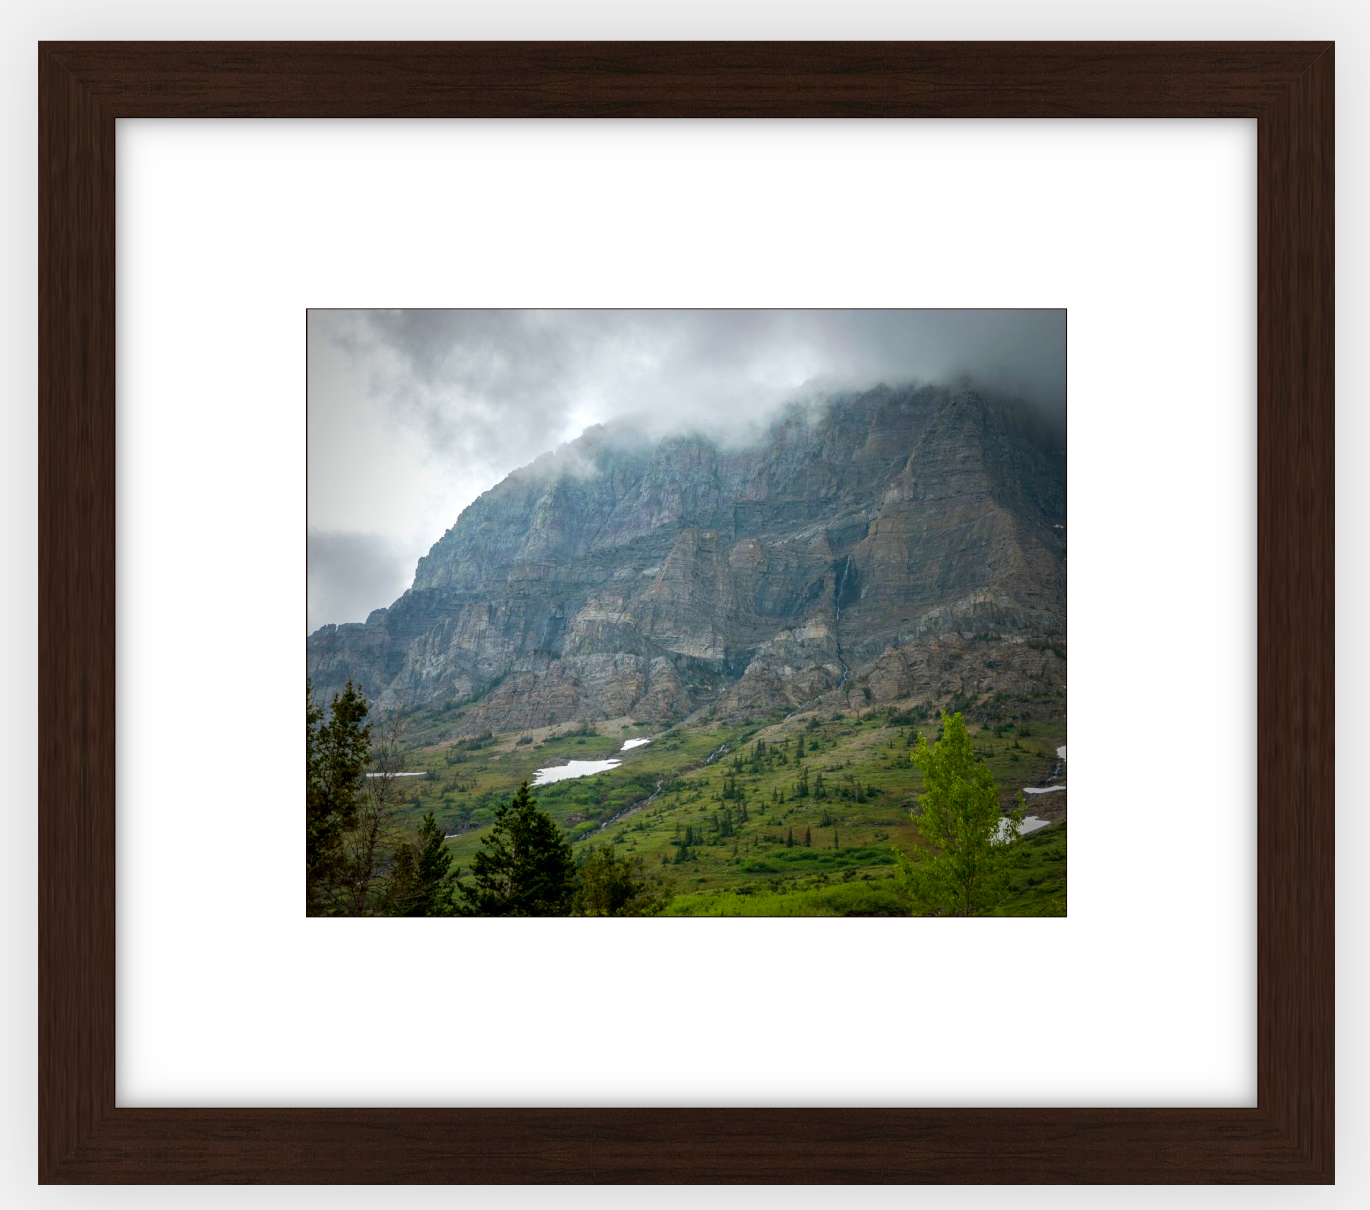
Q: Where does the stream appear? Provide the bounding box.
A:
[833,555,853,689]
[994,741,1066,842]
[596,779,666,834]
[1022,743,1066,796]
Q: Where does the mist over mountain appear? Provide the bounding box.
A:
[306,309,1065,629]
[307,380,1066,732]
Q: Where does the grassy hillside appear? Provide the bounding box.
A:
[367,691,1067,917]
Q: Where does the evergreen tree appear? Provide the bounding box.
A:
[458,782,576,916]
[573,845,670,916]
[786,827,794,848]
[382,813,458,916]
[306,679,371,914]
[804,826,811,847]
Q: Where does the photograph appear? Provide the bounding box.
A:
[306,308,1067,917]
[27,30,1339,1188]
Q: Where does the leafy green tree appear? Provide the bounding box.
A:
[458,782,576,916]
[382,813,458,916]
[895,712,1024,916]
[306,679,371,914]
[572,844,670,916]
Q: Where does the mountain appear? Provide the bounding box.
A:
[306,383,1066,732]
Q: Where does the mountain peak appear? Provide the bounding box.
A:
[307,382,1065,729]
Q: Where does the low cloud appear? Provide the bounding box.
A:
[306,531,414,633]
[307,309,1065,629]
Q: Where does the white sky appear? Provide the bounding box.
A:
[306,309,1065,631]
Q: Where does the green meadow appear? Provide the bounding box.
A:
[371,690,1067,917]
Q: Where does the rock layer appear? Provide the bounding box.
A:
[307,384,1066,729]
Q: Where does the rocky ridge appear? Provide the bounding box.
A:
[307,383,1066,731]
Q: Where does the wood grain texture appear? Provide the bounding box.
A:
[41,41,1320,118]
[46,1108,1325,1184]
[37,41,1335,1183]
[37,41,117,1185]
[1256,44,1335,1181]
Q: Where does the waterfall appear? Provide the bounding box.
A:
[833,556,852,687]
[835,555,853,622]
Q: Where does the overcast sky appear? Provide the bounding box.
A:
[306,309,1065,633]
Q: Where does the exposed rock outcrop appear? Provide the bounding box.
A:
[307,383,1066,730]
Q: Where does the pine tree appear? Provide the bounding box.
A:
[306,679,371,914]
[458,782,576,916]
[804,826,811,847]
[572,844,669,916]
[381,813,458,916]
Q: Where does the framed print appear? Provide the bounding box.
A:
[38,42,1333,1182]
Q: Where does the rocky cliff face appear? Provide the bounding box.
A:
[307,384,1066,730]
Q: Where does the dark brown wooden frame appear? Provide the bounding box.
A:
[38,42,1334,1183]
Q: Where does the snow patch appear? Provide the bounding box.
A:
[993,816,1052,844]
[532,759,622,785]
